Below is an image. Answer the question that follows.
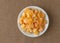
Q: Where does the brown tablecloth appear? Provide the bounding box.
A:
[0,0,60,43]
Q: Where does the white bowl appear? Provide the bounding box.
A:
[17,6,49,37]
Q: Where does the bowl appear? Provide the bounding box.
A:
[17,6,49,37]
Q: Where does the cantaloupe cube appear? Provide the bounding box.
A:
[34,30,39,35]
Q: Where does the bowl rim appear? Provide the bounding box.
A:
[17,6,49,37]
